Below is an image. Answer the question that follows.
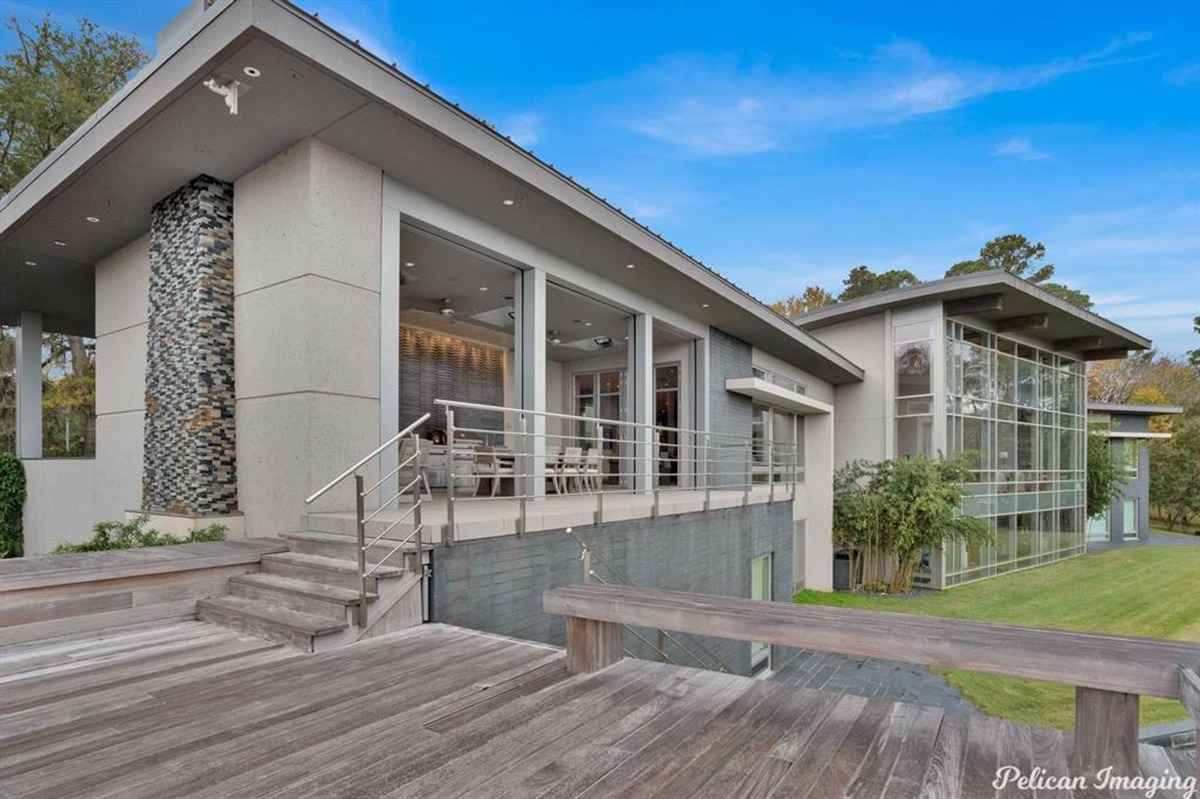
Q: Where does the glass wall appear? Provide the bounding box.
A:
[943,321,1087,586]
[895,322,934,458]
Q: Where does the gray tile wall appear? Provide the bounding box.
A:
[708,327,753,488]
[143,175,237,515]
[431,501,794,676]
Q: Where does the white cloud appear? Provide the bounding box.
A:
[619,33,1153,156]
[1166,63,1200,86]
[993,136,1050,161]
[501,113,543,148]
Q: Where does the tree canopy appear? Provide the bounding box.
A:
[770,286,836,317]
[839,265,920,302]
[946,234,1092,309]
[0,15,147,194]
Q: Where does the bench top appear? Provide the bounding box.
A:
[545,584,1200,699]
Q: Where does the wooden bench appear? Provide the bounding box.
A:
[545,584,1200,776]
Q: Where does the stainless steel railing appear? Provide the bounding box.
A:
[433,399,802,545]
[305,412,431,625]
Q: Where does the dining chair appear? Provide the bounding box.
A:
[474,447,515,497]
[581,449,603,492]
[559,447,583,494]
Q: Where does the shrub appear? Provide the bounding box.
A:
[54,515,226,554]
[0,453,25,558]
[833,455,991,593]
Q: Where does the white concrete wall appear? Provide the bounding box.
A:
[234,138,383,533]
[806,315,889,467]
[22,234,151,553]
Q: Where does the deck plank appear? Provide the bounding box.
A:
[1,621,1188,799]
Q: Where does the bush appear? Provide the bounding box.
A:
[0,453,25,558]
[833,455,991,593]
[54,515,226,554]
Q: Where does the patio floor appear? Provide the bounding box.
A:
[307,484,789,542]
[3,620,1194,798]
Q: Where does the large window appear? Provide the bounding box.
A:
[1116,439,1140,479]
[895,321,934,458]
[0,328,96,457]
[750,554,773,673]
[944,322,1086,586]
[575,369,625,484]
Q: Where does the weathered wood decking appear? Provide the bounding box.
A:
[1,620,1193,798]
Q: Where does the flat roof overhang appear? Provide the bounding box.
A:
[724,377,833,415]
[1087,403,1185,416]
[793,272,1152,359]
[0,0,864,385]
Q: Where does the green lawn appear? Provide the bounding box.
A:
[794,545,1200,730]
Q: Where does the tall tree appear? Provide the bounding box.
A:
[838,265,920,302]
[771,285,836,317]
[946,234,1055,283]
[0,15,147,194]
[1149,417,1200,531]
[946,234,1093,309]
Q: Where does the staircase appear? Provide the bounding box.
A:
[197,534,427,653]
[199,414,433,653]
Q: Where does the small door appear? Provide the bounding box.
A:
[750,554,773,673]
[1086,511,1109,543]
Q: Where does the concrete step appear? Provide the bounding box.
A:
[260,551,403,592]
[280,531,430,569]
[196,595,348,653]
[228,573,372,622]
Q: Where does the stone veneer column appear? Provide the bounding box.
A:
[142,175,237,517]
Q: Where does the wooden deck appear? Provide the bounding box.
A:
[1,621,1194,798]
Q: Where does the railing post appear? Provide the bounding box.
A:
[582,543,592,583]
[704,433,712,512]
[652,430,661,519]
[768,438,775,502]
[518,413,528,535]
[1072,686,1139,776]
[445,409,456,546]
[354,474,368,627]
[743,440,751,506]
[414,482,424,621]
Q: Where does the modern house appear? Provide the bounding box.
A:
[792,273,1151,588]
[0,0,874,672]
[1086,402,1183,545]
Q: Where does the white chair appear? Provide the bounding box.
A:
[581,449,602,492]
[474,447,515,497]
[398,436,433,500]
[558,447,584,494]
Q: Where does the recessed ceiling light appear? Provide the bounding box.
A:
[625,263,636,269]
[479,286,488,292]
[403,261,415,267]
[501,199,516,206]
[243,66,261,78]
[24,260,37,267]
[52,240,67,247]
[701,303,710,309]
[85,216,100,223]
[584,321,593,327]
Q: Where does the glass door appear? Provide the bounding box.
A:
[575,369,625,486]
[655,365,679,487]
[750,554,773,673]
[1086,510,1109,543]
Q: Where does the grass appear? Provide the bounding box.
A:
[794,545,1200,730]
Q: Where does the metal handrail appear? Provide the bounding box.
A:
[305,412,431,505]
[434,398,803,545]
[305,412,431,626]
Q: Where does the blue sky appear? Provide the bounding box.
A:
[15,0,1200,355]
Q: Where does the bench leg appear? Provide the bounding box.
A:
[565,617,623,673]
[1072,687,1139,777]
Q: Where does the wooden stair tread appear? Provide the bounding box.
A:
[228,573,374,605]
[281,531,434,551]
[197,596,348,636]
[260,551,404,578]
